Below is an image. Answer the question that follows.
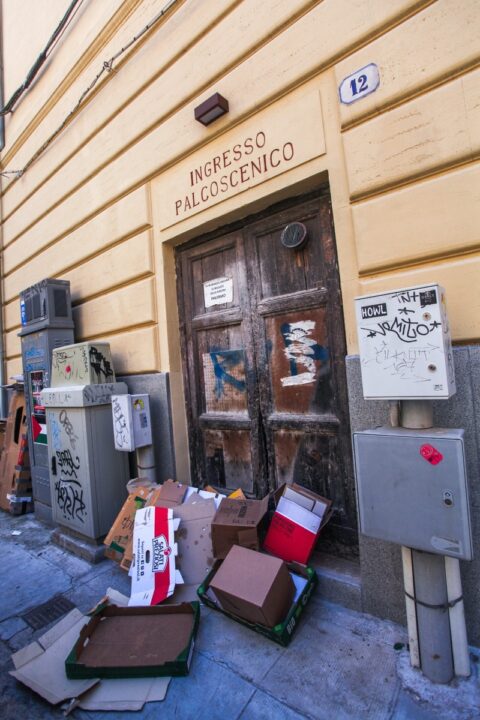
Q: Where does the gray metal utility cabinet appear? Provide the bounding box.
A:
[353,427,473,561]
[41,342,129,540]
[19,278,75,524]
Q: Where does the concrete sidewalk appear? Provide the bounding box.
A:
[0,512,478,720]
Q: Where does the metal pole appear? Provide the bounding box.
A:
[399,399,454,683]
[411,549,453,683]
[136,444,156,484]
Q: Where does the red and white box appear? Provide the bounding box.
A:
[263,484,332,565]
[129,506,183,606]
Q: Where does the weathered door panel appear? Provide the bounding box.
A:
[243,194,356,549]
[177,191,357,551]
[177,231,263,494]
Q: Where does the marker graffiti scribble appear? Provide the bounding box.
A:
[55,479,86,523]
[56,449,80,479]
[112,396,130,449]
[360,316,440,344]
[89,346,114,382]
[59,409,78,450]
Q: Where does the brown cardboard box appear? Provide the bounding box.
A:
[211,496,269,559]
[0,389,29,512]
[152,479,187,508]
[104,486,152,562]
[209,545,295,627]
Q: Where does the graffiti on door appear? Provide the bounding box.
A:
[280,320,329,386]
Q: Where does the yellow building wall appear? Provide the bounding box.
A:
[1,0,479,474]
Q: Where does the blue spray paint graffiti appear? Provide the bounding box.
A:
[50,415,62,453]
[209,350,246,399]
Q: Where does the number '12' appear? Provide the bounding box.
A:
[350,74,368,96]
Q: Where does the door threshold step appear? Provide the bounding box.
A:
[310,551,362,612]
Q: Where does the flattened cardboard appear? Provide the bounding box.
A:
[172,497,216,602]
[129,506,182,606]
[66,603,199,679]
[10,609,97,704]
[70,675,170,712]
[208,545,294,627]
[10,590,171,711]
[264,483,332,564]
[211,496,269,559]
[199,561,317,645]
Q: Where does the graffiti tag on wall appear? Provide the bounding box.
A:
[51,410,88,524]
[52,344,114,384]
[112,396,131,450]
[55,479,87,523]
[357,286,455,393]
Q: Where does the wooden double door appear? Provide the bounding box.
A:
[176,191,357,551]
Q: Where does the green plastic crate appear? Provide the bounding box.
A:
[65,601,200,679]
[197,561,317,646]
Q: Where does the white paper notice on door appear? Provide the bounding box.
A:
[203,277,233,307]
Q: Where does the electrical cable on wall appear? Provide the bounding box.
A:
[1,0,84,116]
[0,0,178,179]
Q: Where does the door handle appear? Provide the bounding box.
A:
[51,455,57,476]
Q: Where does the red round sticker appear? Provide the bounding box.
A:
[420,444,443,465]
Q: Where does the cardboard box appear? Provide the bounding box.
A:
[129,506,183,606]
[104,480,186,567]
[184,485,225,508]
[152,479,187,508]
[208,545,294,627]
[211,496,269,559]
[263,484,332,564]
[104,487,152,562]
[65,602,199,679]
[198,560,317,645]
[172,496,217,602]
[0,389,29,512]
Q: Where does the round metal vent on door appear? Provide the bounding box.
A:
[280,222,308,249]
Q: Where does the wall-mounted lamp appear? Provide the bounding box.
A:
[194,93,229,126]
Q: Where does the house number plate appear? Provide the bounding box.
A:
[339,63,380,105]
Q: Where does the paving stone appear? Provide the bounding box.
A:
[77,653,255,720]
[259,604,401,720]
[391,691,444,720]
[0,639,12,667]
[1,671,66,720]
[158,653,255,720]
[196,607,286,683]
[6,625,35,653]
[0,544,71,621]
[32,544,97,579]
[239,690,307,719]
[0,617,28,641]
[63,562,132,612]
